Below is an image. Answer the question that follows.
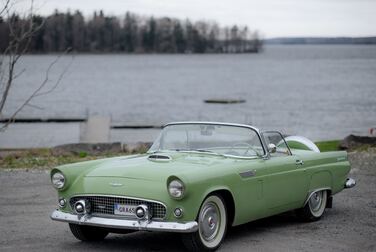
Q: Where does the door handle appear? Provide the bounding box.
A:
[296,160,304,165]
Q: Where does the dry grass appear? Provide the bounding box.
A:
[0,146,148,169]
[1,141,373,170]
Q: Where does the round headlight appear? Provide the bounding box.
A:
[52,172,65,189]
[168,180,184,199]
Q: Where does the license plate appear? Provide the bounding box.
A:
[114,203,136,216]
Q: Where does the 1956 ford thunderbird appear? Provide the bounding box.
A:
[50,122,355,251]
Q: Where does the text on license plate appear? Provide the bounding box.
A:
[114,203,136,216]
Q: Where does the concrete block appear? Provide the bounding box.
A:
[80,116,110,143]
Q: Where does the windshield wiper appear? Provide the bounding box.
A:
[183,148,226,157]
[173,148,213,153]
[195,149,214,153]
[174,148,191,152]
[164,148,226,157]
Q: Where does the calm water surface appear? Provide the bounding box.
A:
[1,45,376,147]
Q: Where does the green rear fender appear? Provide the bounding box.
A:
[309,171,333,192]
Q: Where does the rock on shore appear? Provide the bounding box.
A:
[339,135,376,150]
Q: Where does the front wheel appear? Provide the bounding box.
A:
[69,223,109,241]
[297,190,327,222]
[182,195,227,251]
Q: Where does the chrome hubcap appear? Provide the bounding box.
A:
[200,203,220,241]
[309,191,323,212]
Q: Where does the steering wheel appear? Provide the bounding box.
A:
[228,142,259,156]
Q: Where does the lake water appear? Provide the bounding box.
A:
[1,45,376,148]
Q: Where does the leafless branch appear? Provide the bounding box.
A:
[0,0,72,131]
[25,102,43,110]
[0,48,72,130]
[34,50,74,97]
[0,0,38,114]
[0,0,10,16]
[12,68,25,80]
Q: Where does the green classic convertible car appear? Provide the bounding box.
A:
[50,122,355,251]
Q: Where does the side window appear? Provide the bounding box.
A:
[262,131,291,157]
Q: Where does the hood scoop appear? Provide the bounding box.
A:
[148,154,172,162]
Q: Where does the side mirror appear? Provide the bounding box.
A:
[268,143,276,153]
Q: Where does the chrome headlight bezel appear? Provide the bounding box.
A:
[51,172,66,189]
[168,179,185,199]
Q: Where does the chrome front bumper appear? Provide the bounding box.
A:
[50,210,198,233]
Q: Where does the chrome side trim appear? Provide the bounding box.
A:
[345,178,356,189]
[303,187,331,206]
[239,170,256,178]
[51,210,198,233]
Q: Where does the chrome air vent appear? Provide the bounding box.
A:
[148,154,171,162]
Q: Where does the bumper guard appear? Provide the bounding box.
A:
[345,178,356,189]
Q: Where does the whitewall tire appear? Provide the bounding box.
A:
[182,194,228,251]
[297,190,328,221]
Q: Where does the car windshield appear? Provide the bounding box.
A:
[148,123,265,157]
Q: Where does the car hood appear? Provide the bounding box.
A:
[84,152,228,182]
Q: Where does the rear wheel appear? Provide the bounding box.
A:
[297,190,327,221]
[69,223,109,241]
[182,195,227,251]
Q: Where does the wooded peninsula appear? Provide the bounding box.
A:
[0,10,262,54]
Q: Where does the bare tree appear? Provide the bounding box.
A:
[0,0,9,15]
[0,0,72,130]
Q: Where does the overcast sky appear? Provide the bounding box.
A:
[14,0,376,38]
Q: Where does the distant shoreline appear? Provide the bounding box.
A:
[264,36,376,45]
[17,43,376,56]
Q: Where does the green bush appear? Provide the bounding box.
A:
[78,151,88,158]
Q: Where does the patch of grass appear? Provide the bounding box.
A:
[0,149,131,169]
[351,144,374,152]
[315,140,340,152]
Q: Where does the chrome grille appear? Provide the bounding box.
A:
[69,195,166,220]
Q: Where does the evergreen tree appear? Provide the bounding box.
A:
[0,9,261,54]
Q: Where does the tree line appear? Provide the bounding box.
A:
[0,10,262,54]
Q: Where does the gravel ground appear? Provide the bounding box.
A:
[0,151,375,251]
